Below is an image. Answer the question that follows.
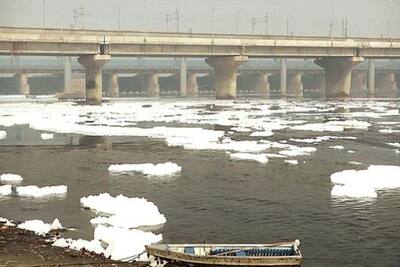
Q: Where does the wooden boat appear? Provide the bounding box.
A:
[145,240,302,266]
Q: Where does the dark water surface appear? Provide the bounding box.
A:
[0,99,399,267]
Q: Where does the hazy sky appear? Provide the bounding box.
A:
[0,0,399,37]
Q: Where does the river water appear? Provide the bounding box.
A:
[0,97,399,266]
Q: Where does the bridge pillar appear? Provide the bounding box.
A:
[315,57,364,98]
[78,55,111,104]
[205,56,248,99]
[179,58,188,97]
[255,72,270,97]
[64,57,72,92]
[351,72,367,94]
[280,59,287,97]
[139,72,160,97]
[287,72,303,98]
[187,71,199,97]
[107,72,119,97]
[368,59,375,97]
[15,72,30,95]
[376,72,397,97]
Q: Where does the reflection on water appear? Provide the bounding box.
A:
[0,125,113,150]
[0,125,81,146]
[78,136,112,150]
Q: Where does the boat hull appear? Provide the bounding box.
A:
[147,246,302,267]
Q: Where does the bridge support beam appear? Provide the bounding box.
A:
[15,72,30,95]
[351,72,367,94]
[64,57,72,92]
[280,59,287,97]
[187,71,199,97]
[139,72,160,97]
[78,55,111,104]
[205,56,248,99]
[107,72,119,97]
[315,57,364,98]
[368,59,375,97]
[255,72,270,97]
[287,72,303,98]
[179,58,187,97]
[376,72,397,96]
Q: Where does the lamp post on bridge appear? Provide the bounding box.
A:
[286,13,290,36]
[117,4,122,31]
[72,4,85,30]
[42,0,46,28]
[235,10,242,34]
[266,0,276,36]
[166,8,180,32]
[251,12,269,35]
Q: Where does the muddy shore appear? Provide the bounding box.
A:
[0,224,148,267]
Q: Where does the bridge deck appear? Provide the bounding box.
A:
[1,27,400,58]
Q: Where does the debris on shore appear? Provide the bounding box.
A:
[0,222,148,267]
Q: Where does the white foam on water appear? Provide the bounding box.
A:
[0,217,15,226]
[290,136,356,144]
[377,122,399,125]
[249,130,274,137]
[0,173,23,183]
[40,133,54,140]
[16,185,67,197]
[94,225,162,261]
[231,127,252,132]
[291,123,344,132]
[53,238,105,255]
[331,184,377,198]
[81,193,166,228]
[229,153,269,164]
[265,153,287,158]
[349,161,362,165]
[108,162,182,176]
[17,218,63,235]
[177,137,271,153]
[330,165,400,198]
[388,143,400,148]
[330,145,345,150]
[285,160,299,165]
[290,136,336,143]
[0,130,6,140]
[379,129,400,134]
[291,120,371,132]
[0,100,396,164]
[279,146,317,157]
[326,120,371,130]
[0,185,12,196]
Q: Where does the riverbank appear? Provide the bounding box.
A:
[0,223,148,267]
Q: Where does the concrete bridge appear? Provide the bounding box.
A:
[1,27,400,103]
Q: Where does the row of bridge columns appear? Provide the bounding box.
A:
[14,72,30,95]
[13,55,398,103]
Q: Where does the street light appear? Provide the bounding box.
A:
[235,10,242,34]
[252,12,268,35]
[42,0,46,28]
[211,0,215,35]
[79,5,84,29]
[266,0,276,36]
[166,8,179,32]
[117,4,122,31]
[286,13,290,36]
